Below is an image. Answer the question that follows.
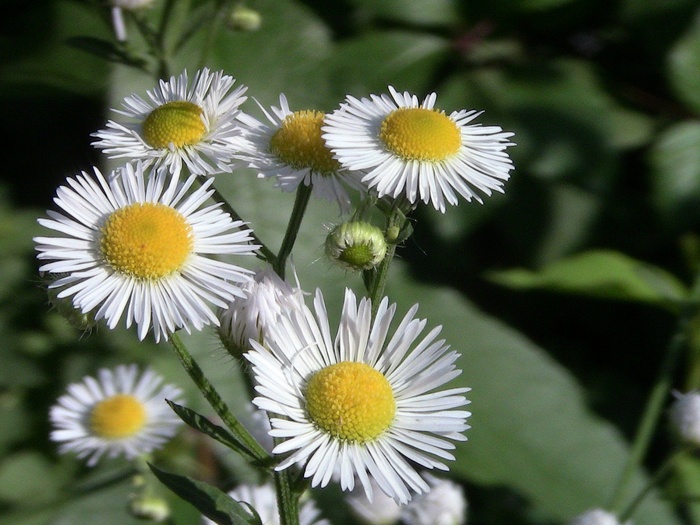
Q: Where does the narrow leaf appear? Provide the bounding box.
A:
[149,464,258,525]
[166,400,268,466]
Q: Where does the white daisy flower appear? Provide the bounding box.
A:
[400,474,467,525]
[323,86,515,212]
[218,264,306,358]
[50,364,184,466]
[568,509,629,525]
[236,94,365,212]
[34,162,259,342]
[92,68,247,176]
[201,483,328,525]
[245,288,471,504]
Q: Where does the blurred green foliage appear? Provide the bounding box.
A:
[3,0,700,524]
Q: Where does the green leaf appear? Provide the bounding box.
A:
[668,13,700,113]
[348,0,460,26]
[384,265,682,524]
[149,464,258,525]
[487,250,688,309]
[166,400,267,465]
[328,31,449,98]
[650,120,700,226]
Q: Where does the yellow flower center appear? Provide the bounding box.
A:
[100,202,193,280]
[305,361,395,443]
[90,394,147,439]
[269,110,341,174]
[379,107,461,161]
[142,101,206,149]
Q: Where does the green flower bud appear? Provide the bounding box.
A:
[325,221,387,272]
[227,5,262,32]
[129,494,171,522]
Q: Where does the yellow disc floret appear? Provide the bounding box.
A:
[269,110,341,174]
[305,361,395,443]
[90,394,147,439]
[380,107,461,161]
[100,202,193,280]
[143,101,206,149]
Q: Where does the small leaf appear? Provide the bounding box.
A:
[669,13,700,113]
[650,120,700,226]
[166,400,267,465]
[487,250,688,309]
[149,464,258,525]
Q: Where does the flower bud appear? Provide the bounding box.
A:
[325,221,387,272]
[670,390,700,447]
[227,5,262,32]
[218,266,305,359]
[129,494,171,522]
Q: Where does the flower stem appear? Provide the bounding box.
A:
[168,332,269,463]
[610,279,700,514]
[368,205,407,320]
[274,470,300,525]
[274,183,312,279]
[211,184,277,264]
[618,450,683,522]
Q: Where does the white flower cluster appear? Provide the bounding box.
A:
[39,68,512,509]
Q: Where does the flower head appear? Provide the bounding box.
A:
[400,475,467,525]
[669,390,700,447]
[245,288,471,504]
[236,94,365,212]
[34,163,258,342]
[323,86,515,212]
[569,509,629,525]
[92,68,247,176]
[201,483,327,525]
[50,364,184,466]
[218,265,305,358]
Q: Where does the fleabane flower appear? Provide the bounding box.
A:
[92,68,247,176]
[347,479,402,525]
[568,509,629,525]
[245,288,471,504]
[400,474,467,525]
[201,483,328,525]
[34,162,259,342]
[323,86,515,212]
[50,364,184,466]
[218,265,305,358]
[236,94,365,212]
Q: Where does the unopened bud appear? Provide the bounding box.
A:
[227,5,262,32]
[325,221,387,272]
[129,495,170,522]
[670,391,700,447]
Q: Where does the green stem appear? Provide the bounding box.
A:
[274,183,312,279]
[368,205,407,320]
[197,0,235,69]
[168,332,269,463]
[618,450,683,522]
[274,470,300,525]
[210,184,277,264]
[610,279,700,513]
